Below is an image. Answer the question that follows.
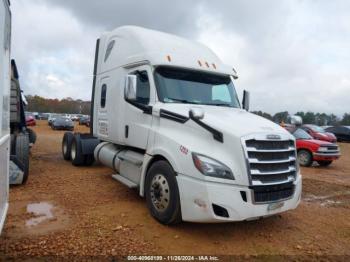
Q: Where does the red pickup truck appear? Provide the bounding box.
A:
[288,128,340,167]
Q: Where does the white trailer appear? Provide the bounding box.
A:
[62,26,302,224]
[0,0,11,233]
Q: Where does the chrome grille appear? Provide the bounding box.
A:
[243,135,297,187]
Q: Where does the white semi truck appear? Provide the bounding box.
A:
[0,0,11,233]
[62,26,302,224]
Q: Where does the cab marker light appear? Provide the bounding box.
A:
[166,55,172,62]
[198,60,202,66]
[205,61,210,68]
[212,63,217,69]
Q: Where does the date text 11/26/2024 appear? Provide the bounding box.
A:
[127,256,219,261]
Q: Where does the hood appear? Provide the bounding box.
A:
[325,132,336,139]
[158,103,290,138]
[154,103,294,186]
[300,138,333,146]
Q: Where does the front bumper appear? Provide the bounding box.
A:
[313,152,340,161]
[54,126,74,130]
[176,174,302,223]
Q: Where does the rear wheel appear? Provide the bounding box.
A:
[62,132,74,160]
[71,135,85,166]
[27,128,37,145]
[317,161,332,167]
[15,133,30,184]
[297,149,313,167]
[84,154,95,166]
[145,160,182,225]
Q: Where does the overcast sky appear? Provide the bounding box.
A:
[11,0,350,115]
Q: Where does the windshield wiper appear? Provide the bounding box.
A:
[203,103,232,107]
[166,98,232,107]
[166,97,200,104]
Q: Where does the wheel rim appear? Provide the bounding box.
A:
[150,174,170,212]
[298,151,309,166]
[71,141,76,160]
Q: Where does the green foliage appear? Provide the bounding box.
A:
[26,95,91,115]
[254,110,347,126]
[251,111,273,121]
[272,111,289,124]
[341,113,350,125]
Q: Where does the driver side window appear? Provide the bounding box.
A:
[134,71,150,105]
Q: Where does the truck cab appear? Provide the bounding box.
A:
[63,26,302,224]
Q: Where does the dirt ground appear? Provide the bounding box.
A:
[1,120,350,260]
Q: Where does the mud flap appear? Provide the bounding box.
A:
[9,156,24,185]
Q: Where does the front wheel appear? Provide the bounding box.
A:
[297,149,313,167]
[317,161,332,167]
[145,160,182,225]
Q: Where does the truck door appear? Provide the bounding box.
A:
[96,76,110,139]
[123,66,154,150]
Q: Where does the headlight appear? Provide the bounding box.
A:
[318,146,328,152]
[192,153,234,180]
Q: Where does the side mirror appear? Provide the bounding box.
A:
[242,90,250,111]
[124,75,137,101]
[189,107,205,120]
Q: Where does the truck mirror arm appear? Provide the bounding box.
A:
[189,114,224,143]
[126,99,152,115]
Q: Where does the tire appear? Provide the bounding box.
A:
[27,128,37,144]
[297,149,313,167]
[317,161,332,167]
[62,132,74,160]
[145,160,182,225]
[71,134,85,166]
[84,154,95,166]
[15,133,30,184]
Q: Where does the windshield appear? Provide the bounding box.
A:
[310,125,325,133]
[293,128,312,140]
[154,67,240,108]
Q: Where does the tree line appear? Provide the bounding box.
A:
[252,111,350,126]
[25,95,350,126]
[25,95,91,115]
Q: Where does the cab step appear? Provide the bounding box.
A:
[111,174,137,188]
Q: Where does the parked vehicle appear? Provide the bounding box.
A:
[325,126,350,142]
[71,114,82,121]
[48,113,61,126]
[0,0,11,234]
[79,116,90,126]
[52,117,74,131]
[301,124,336,143]
[38,112,50,120]
[62,26,301,224]
[289,128,340,167]
[25,113,36,126]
